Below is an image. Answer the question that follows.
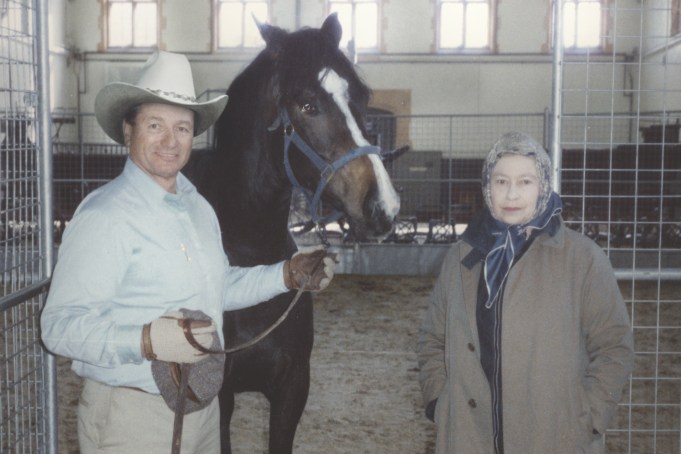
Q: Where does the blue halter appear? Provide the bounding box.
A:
[272,108,381,239]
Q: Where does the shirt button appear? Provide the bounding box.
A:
[467,343,475,352]
[468,398,477,408]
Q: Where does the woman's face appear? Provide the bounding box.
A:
[489,154,540,225]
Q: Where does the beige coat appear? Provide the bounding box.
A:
[417,221,634,454]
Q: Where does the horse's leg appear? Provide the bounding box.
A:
[267,359,311,454]
[219,384,236,454]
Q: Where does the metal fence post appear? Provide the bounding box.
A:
[35,0,57,452]
[550,0,564,193]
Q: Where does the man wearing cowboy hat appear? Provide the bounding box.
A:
[41,51,336,453]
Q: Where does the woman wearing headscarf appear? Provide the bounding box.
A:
[417,132,634,453]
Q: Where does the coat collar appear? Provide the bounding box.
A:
[457,216,565,344]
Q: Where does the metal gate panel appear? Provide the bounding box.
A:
[1,0,54,452]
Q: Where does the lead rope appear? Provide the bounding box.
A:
[170,252,327,453]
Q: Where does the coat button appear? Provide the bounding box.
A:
[468,398,477,408]
[467,343,475,352]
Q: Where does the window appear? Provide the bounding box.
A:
[217,0,269,48]
[438,0,494,51]
[672,0,681,36]
[328,0,379,51]
[107,0,158,49]
[560,0,605,50]
[1,0,32,36]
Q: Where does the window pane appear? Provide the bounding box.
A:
[133,3,157,47]
[465,3,488,48]
[330,4,353,49]
[219,3,244,47]
[243,3,268,47]
[563,2,576,48]
[109,3,132,47]
[576,2,601,47]
[440,3,464,48]
[355,3,377,48]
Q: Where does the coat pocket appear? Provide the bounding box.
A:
[434,385,450,425]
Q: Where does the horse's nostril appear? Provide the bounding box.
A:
[368,207,395,236]
[380,213,396,233]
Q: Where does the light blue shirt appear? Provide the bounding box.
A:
[41,159,288,392]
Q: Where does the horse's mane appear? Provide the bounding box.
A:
[215,51,276,154]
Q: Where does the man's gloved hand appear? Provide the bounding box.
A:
[283,245,338,291]
[141,311,217,363]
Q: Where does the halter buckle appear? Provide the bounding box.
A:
[320,165,335,183]
[284,123,294,136]
[315,223,331,247]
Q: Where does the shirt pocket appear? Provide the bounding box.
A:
[122,247,198,304]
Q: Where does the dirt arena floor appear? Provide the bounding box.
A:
[56,275,680,453]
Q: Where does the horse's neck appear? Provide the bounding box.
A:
[201,66,296,264]
[208,138,294,265]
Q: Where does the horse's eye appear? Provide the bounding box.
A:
[301,103,317,115]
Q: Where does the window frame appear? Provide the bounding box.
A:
[104,0,160,51]
[672,0,681,37]
[326,0,382,53]
[436,0,497,54]
[214,0,271,50]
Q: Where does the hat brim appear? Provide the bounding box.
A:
[95,82,228,144]
[150,308,225,415]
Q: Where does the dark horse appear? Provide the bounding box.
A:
[186,14,400,454]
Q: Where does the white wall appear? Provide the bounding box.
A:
[46,0,680,144]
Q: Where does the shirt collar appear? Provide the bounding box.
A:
[122,158,198,210]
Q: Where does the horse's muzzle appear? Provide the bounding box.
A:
[360,194,399,239]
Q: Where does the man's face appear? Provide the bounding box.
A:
[123,103,195,193]
[489,154,540,225]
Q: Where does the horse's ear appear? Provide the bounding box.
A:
[256,16,286,47]
[321,13,343,49]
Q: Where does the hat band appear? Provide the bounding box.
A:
[147,88,197,103]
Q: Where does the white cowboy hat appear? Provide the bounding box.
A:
[95,51,228,144]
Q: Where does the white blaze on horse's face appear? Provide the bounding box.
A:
[318,69,401,220]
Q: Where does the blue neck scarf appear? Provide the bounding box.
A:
[483,191,562,308]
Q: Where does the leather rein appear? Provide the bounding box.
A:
[171,106,382,452]
[169,255,324,453]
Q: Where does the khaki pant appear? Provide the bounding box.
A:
[78,379,220,454]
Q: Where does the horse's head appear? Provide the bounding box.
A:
[258,14,400,240]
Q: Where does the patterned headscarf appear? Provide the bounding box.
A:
[482,132,553,222]
[479,132,562,308]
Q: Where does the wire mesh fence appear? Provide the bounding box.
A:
[49,111,548,242]
[1,294,48,454]
[1,0,52,452]
[50,109,681,252]
[559,2,681,452]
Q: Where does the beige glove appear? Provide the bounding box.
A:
[141,311,217,363]
[283,245,338,291]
